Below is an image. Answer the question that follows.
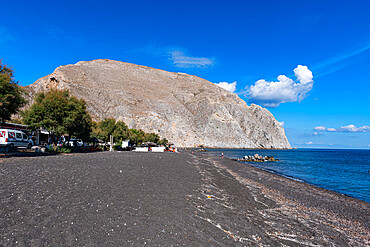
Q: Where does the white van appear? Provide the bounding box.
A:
[0,129,33,149]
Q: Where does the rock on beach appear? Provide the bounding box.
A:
[238,153,278,162]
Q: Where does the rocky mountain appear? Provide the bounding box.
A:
[26,59,291,148]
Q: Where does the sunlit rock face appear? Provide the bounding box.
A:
[27,59,291,148]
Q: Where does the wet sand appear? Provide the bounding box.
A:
[1,151,369,246]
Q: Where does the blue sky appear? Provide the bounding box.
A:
[1,0,369,149]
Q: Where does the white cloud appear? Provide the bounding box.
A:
[314,124,370,133]
[306,141,313,145]
[215,81,237,93]
[246,65,314,107]
[314,126,326,131]
[279,121,285,126]
[312,44,370,78]
[294,65,313,83]
[134,45,215,69]
[313,131,323,136]
[170,50,214,68]
[338,124,370,132]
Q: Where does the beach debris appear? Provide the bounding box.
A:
[237,154,278,162]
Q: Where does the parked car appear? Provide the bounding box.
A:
[64,139,84,147]
[0,129,33,149]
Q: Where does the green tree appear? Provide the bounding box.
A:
[91,121,103,140]
[64,95,93,140]
[157,138,168,146]
[0,60,27,123]
[92,118,116,142]
[144,132,160,143]
[128,129,146,146]
[22,89,92,140]
[113,121,129,141]
[93,118,169,146]
[92,118,130,143]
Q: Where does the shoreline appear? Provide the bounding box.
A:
[230,156,367,203]
[193,150,370,208]
[225,153,368,203]
[190,151,370,245]
[245,162,370,203]
[190,147,370,150]
[202,148,370,204]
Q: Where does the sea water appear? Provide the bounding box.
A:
[205,148,370,203]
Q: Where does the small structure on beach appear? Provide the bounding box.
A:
[121,140,130,148]
[152,146,165,152]
[134,147,149,152]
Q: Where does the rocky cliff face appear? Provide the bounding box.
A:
[27,59,291,148]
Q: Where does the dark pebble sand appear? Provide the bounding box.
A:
[0,151,369,246]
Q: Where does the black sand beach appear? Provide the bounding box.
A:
[1,151,369,246]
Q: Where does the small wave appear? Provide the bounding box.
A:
[240,161,306,183]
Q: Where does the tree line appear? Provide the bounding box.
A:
[92,118,168,146]
[0,60,168,146]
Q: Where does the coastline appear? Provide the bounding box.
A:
[190,151,369,244]
[195,150,369,205]
[224,156,362,200]
[1,151,369,245]
[203,148,370,203]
